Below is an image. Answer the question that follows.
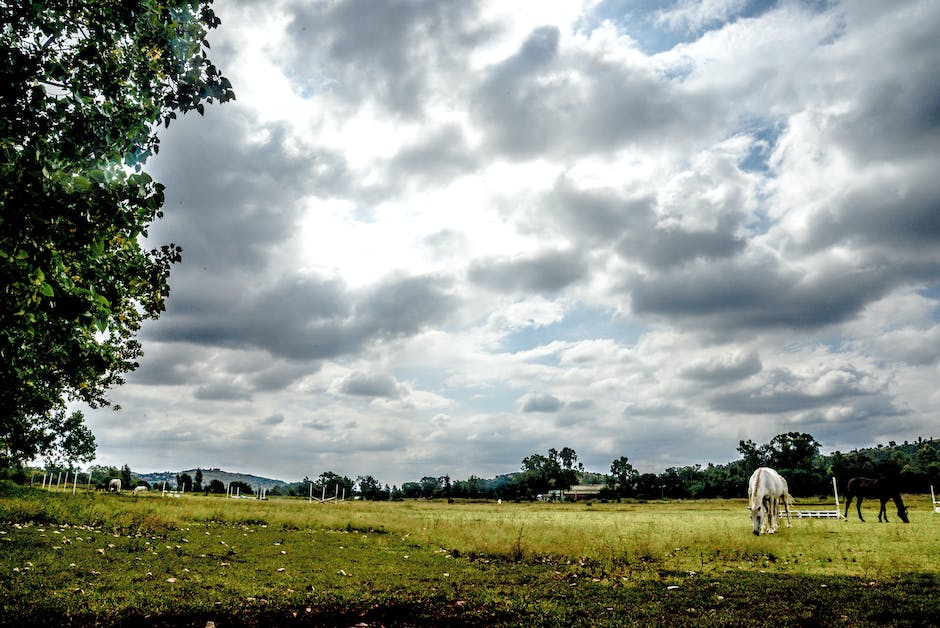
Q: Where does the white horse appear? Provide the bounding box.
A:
[108,478,122,492]
[133,485,148,494]
[748,467,792,535]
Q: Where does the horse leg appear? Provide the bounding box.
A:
[856,496,865,522]
[878,498,888,522]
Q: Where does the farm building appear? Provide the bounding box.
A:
[562,485,604,501]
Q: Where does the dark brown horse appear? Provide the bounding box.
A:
[843,477,909,523]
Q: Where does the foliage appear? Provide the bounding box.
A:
[228,480,253,495]
[175,472,193,491]
[609,455,638,496]
[519,447,583,497]
[356,474,389,500]
[0,0,234,467]
[393,435,940,501]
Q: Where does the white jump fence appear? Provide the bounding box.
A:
[791,477,843,519]
[931,486,940,514]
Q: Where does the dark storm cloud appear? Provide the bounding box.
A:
[707,365,905,420]
[468,249,588,294]
[126,343,203,387]
[824,6,940,166]
[386,125,479,184]
[245,361,321,393]
[628,256,897,330]
[194,381,253,402]
[261,414,286,426]
[147,114,314,271]
[356,275,458,339]
[546,179,746,269]
[284,0,490,116]
[522,393,563,413]
[472,26,718,158]
[792,166,940,255]
[679,350,763,385]
[147,272,456,361]
[129,341,317,394]
[339,372,403,399]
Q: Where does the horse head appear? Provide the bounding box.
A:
[898,504,910,523]
[749,504,764,535]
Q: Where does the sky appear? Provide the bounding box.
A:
[80,0,940,486]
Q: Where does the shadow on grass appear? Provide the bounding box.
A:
[4,570,938,627]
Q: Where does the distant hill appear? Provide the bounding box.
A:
[139,468,288,489]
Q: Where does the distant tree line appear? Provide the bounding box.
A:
[4,433,938,500]
[376,434,940,501]
[268,435,938,501]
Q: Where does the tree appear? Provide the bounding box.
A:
[764,432,820,472]
[419,476,442,498]
[206,478,225,494]
[736,439,766,472]
[609,455,638,496]
[193,468,203,493]
[401,482,422,499]
[0,1,234,467]
[228,480,253,496]
[520,447,582,497]
[121,463,132,489]
[317,471,354,498]
[176,472,193,492]
[356,474,381,500]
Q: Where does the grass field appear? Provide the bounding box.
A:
[1,482,938,626]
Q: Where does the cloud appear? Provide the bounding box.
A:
[472,25,719,159]
[261,414,286,426]
[147,113,313,272]
[145,272,456,362]
[338,372,405,399]
[283,0,490,116]
[627,254,897,331]
[521,393,564,413]
[680,350,762,384]
[657,0,750,33]
[545,177,748,270]
[194,381,253,402]
[469,249,588,294]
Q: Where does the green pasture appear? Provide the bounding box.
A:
[1,483,938,626]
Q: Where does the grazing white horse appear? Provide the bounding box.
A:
[133,485,148,494]
[108,478,122,492]
[748,467,792,535]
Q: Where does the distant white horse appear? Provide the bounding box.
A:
[748,467,792,535]
[133,485,148,494]
[108,478,122,492]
